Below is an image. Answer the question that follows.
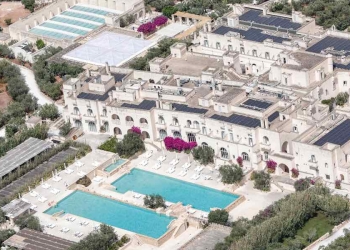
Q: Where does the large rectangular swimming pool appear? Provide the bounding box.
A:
[104,159,126,172]
[45,190,174,238]
[112,169,239,212]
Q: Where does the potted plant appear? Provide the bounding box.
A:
[237,156,243,167]
[266,160,277,173]
[291,168,299,178]
[335,179,341,189]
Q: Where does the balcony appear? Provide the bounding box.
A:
[260,143,271,151]
[83,114,96,120]
[70,113,81,119]
[111,119,121,125]
[126,121,134,126]
[308,160,318,170]
[271,151,294,160]
[169,123,180,129]
[184,125,200,133]
[140,123,149,129]
[155,122,167,129]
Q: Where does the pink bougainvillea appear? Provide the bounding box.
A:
[266,160,277,173]
[291,168,299,178]
[153,15,168,26]
[137,22,156,34]
[237,156,243,167]
[131,126,141,135]
[163,136,197,152]
[335,179,341,189]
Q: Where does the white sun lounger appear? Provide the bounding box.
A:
[61,227,70,233]
[195,166,204,173]
[77,171,86,177]
[41,183,51,189]
[75,161,84,168]
[50,188,60,194]
[153,164,161,170]
[38,196,47,203]
[92,176,104,183]
[157,155,166,162]
[188,208,196,214]
[203,175,212,180]
[30,204,37,210]
[191,174,200,180]
[170,159,179,166]
[64,168,74,174]
[182,162,191,169]
[92,161,100,167]
[30,191,39,197]
[145,151,153,158]
[53,176,62,182]
[46,223,56,229]
[167,167,175,174]
[139,160,148,166]
[178,170,187,177]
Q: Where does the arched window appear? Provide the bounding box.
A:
[158,116,165,124]
[252,49,257,57]
[173,117,179,126]
[114,127,122,135]
[202,126,207,135]
[173,131,181,138]
[228,45,233,51]
[73,107,80,115]
[125,116,134,122]
[187,120,192,127]
[220,148,229,159]
[102,108,107,117]
[104,122,109,132]
[263,136,269,145]
[202,142,208,147]
[75,120,82,128]
[87,109,93,116]
[187,133,196,142]
[142,131,150,139]
[216,42,221,49]
[242,152,249,161]
[193,121,200,129]
[264,151,268,160]
[112,114,119,120]
[140,118,148,124]
[159,129,167,139]
[88,122,96,132]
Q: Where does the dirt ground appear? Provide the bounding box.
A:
[0,1,30,29]
[0,91,12,110]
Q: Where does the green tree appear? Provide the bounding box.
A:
[208,209,229,225]
[253,171,271,191]
[0,45,13,58]
[15,215,42,231]
[115,132,145,158]
[7,102,25,118]
[294,178,311,192]
[39,104,59,120]
[36,39,46,49]
[0,229,16,245]
[59,121,72,136]
[144,194,166,209]
[21,0,35,12]
[192,146,215,165]
[0,209,6,224]
[98,137,117,153]
[219,164,243,184]
[4,19,12,26]
[69,224,118,250]
[162,6,178,18]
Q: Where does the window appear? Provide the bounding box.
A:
[230,133,233,142]
[311,155,316,163]
[325,174,330,180]
[325,163,328,168]
[187,120,192,128]
[187,133,196,142]
[248,137,253,146]
[87,109,93,116]
[263,136,269,145]
[204,40,209,47]
[264,151,268,160]
[216,42,221,49]
[333,81,336,90]
[220,148,229,159]
[73,107,80,115]
[221,131,225,139]
[173,117,179,126]
[240,46,245,54]
[228,45,233,51]
[104,121,109,132]
[284,77,288,85]
[265,52,270,59]
[88,122,96,132]
[193,121,200,129]
[293,126,298,132]
[112,114,119,120]
[158,116,165,124]
[140,118,148,124]
[173,131,181,138]
[344,81,347,86]
[202,126,207,135]
[202,142,208,147]
[283,58,286,64]
[159,129,167,139]
[242,152,249,161]
[252,49,257,57]
[325,89,328,96]
[102,108,107,117]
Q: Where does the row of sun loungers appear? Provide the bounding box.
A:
[66,216,76,222]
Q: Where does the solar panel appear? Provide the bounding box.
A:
[241,99,272,110]
[211,113,261,128]
[121,100,156,110]
[306,36,350,55]
[173,103,208,114]
[314,119,350,146]
[212,26,290,44]
[268,111,279,122]
[77,87,115,101]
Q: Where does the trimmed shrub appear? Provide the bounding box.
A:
[291,168,299,178]
[219,164,243,185]
[144,194,166,209]
[76,175,91,187]
[294,178,311,192]
[208,209,229,225]
[253,171,271,191]
[192,145,214,165]
[266,160,277,173]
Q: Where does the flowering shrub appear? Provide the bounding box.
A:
[335,179,341,189]
[131,126,141,135]
[291,168,299,178]
[294,178,310,191]
[310,179,315,185]
[153,15,168,26]
[137,22,156,34]
[237,156,243,167]
[266,160,277,173]
[163,136,197,152]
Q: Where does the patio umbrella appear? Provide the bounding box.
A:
[52,171,55,178]
[64,163,66,169]
[28,186,31,192]
[41,178,44,185]
[18,193,21,199]
[55,169,58,176]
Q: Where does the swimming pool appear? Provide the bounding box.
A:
[112,169,239,212]
[45,191,174,238]
[104,159,126,172]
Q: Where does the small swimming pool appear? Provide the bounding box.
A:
[104,159,126,172]
[112,169,239,212]
[45,191,174,238]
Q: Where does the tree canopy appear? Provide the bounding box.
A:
[38,104,59,120]
[219,164,243,185]
[144,194,166,209]
[208,209,229,225]
[15,215,42,232]
[192,146,215,165]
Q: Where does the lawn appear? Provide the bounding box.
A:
[296,212,333,244]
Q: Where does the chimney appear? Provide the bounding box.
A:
[260,119,264,128]
[263,6,268,16]
[86,68,91,77]
[326,54,333,73]
[105,62,110,75]
[73,90,77,98]
[176,78,181,87]
[108,92,113,102]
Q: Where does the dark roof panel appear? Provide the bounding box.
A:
[112,73,127,82]
[268,111,279,122]
[173,103,208,114]
[314,119,350,146]
[211,113,261,128]
[239,9,301,31]
[241,99,272,111]
[77,87,115,101]
[121,100,156,110]
[212,26,290,44]
[306,36,350,56]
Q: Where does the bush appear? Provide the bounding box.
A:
[76,175,91,187]
[236,156,243,167]
[98,137,117,153]
[162,6,178,18]
[137,22,156,34]
[59,121,72,136]
[219,164,243,185]
[335,179,341,189]
[192,146,214,165]
[0,229,16,245]
[291,168,299,178]
[253,171,271,191]
[153,15,168,26]
[36,39,45,49]
[294,178,311,192]
[144,194,166,209]
[266,160,277,173]
[5,19,12,26]
[15,215,42,231]
[39,104,59,120]
[21,0,35,12]
[131,126,141,134]
[164,136,197,152]
[208,209,229,225]
[115,132,145,158]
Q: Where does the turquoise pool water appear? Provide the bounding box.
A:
[112,169,239,212]
[29,28,76,40]
[45,191,174,238]
[51,16,99,29]
[104,159,126,172]
[61,11,105,23]
[72,5,112,16]
[41,22,88,35]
